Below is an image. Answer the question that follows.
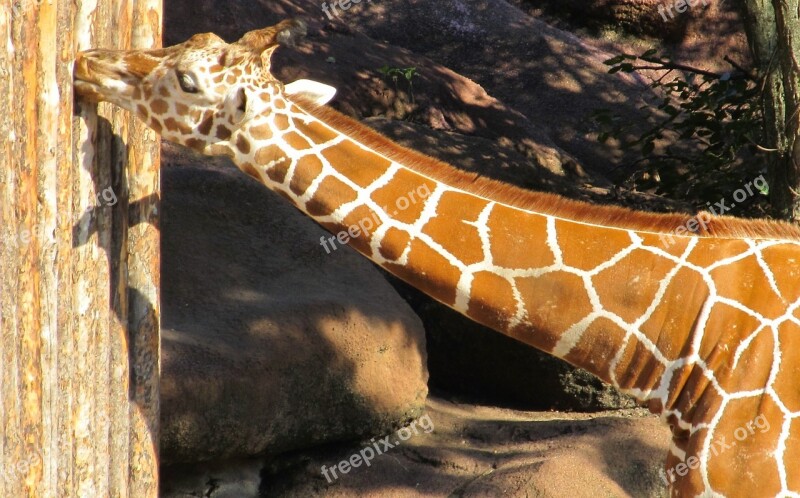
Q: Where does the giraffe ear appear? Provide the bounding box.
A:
[224,87,249,124]
[284,79,336,106]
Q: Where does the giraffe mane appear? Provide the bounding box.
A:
[289,98,800,242]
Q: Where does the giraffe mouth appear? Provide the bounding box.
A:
[74,53,113,103]
[73,51,134,104]
[73,57,97,100]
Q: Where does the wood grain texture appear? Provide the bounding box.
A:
[0,1,162,496]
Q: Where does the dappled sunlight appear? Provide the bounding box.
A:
[258,396,670,496]
[160,163,428,464]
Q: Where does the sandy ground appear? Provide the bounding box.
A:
[162,394,672,497]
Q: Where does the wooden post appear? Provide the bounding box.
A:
[0,1,161,496]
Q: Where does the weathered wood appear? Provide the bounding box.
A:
[0,1,162,496]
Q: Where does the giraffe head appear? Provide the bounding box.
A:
[74,19,336,155]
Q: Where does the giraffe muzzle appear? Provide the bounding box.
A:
[73,50,136,103]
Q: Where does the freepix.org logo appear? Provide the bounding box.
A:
[320,414,434,483]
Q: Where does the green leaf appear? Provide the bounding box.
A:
[402,67,417,80]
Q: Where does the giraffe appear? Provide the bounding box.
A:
[73,19,800,497]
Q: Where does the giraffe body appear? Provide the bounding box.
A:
[74,20,800,496]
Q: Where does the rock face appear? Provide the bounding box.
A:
[160,154,429,463]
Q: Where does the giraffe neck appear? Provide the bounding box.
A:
[213,92,800,497]
[223,96,751,405]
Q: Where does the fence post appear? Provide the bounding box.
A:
[0,1,162,496]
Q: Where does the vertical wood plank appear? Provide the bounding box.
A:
[0,0,162,496]
[127,1,162,495]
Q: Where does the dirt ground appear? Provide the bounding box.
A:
[162,394,672,497]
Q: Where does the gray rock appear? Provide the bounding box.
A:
[160,155,429,463]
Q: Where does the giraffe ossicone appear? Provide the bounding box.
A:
[74,19,800,497]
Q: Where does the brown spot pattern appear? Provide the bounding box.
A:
[215,124,232,140]
[383,239,461,306]
[151,98,169,115]
[324,140,392,188]
[638,267,709,361]
[516,272,592,352]
[248,123,273,140]
[378,227,411,261]
[591,249,675,323]
[557,219,633,270]
[705,397,783,497]
[289,155,323,196]
[236,135,251,154]
[467,271,518,331]
[711,255,787,319]
[306,176,357,217]
[487,205,555,269]
[772,321,800,411]
[284,131,312,150]
[563,317,626,383]
[369,169,432,224]
[197,112,214,136]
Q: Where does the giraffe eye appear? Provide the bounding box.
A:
[176,71,199,94]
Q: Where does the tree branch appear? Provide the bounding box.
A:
[723,55,757,81]
[636,55,755,82]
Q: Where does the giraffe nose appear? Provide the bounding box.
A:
[74,51,112,83]
[74,52,90,81]
[74,50,126,82]
[73,51,118,102]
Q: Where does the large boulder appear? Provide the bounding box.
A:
[160,148,429,463]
